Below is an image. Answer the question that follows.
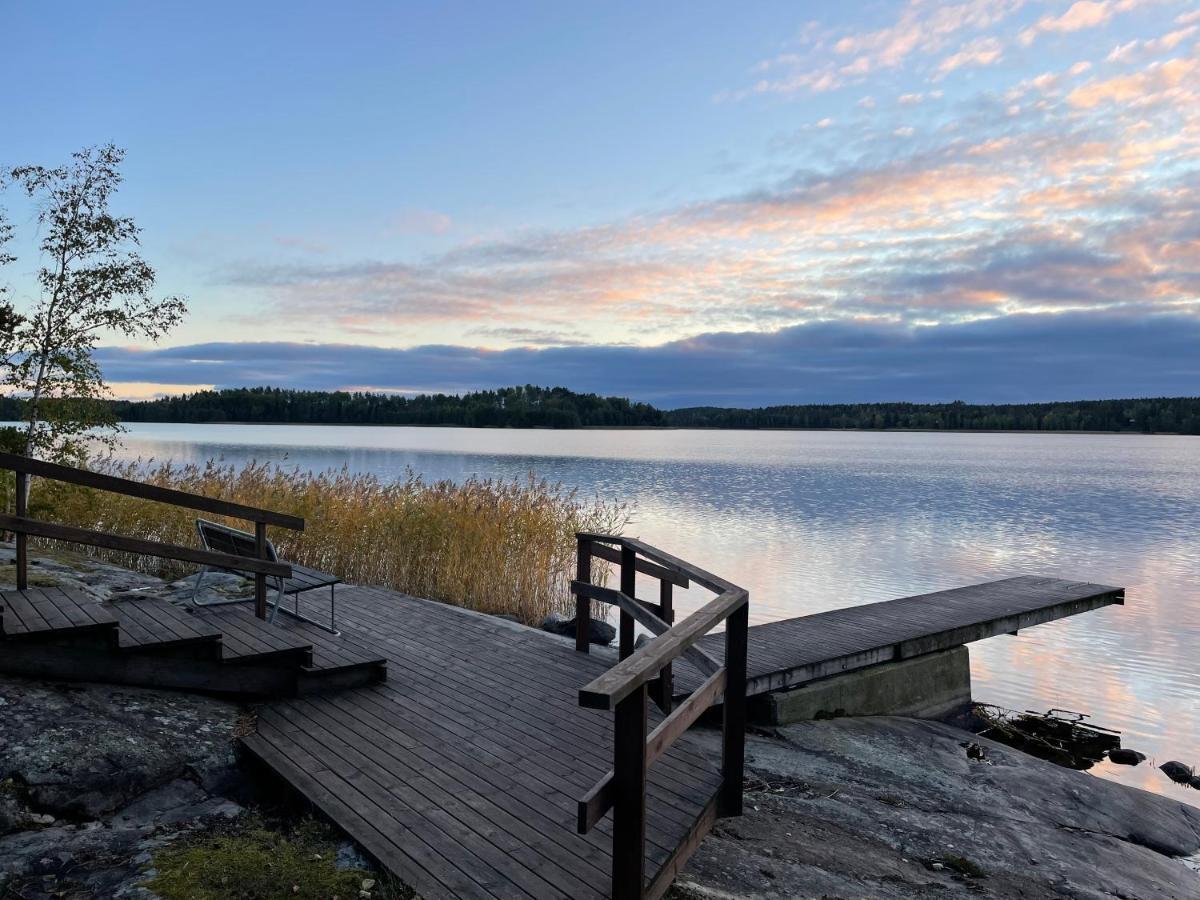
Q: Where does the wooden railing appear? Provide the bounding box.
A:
[571,533,748,900]
[0,452,303,619]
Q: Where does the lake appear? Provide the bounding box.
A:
[105,423,1199,800]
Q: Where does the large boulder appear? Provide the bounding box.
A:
[540,612,616,646]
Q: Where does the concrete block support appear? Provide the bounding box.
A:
[754,646,972,725]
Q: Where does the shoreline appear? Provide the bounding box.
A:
[99,420,1195,436]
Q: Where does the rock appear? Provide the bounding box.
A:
[1159,761,1195,784]
[336,840,371,870]
[634,633,653,651]
[1190,776,1200,791]
[1107,748,1146,766]
[673,717,1200,900]
[540,612,615,645]
[0,676,241,819]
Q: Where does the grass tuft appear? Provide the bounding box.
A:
[11,457,626,624]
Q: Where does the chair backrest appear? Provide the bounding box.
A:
[196,519,279,564]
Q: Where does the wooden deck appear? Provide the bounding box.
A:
[0,586,386,694]
[676,575,1125,697]
[242,585,724,900]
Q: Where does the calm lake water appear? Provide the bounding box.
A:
[106,423,1199,801]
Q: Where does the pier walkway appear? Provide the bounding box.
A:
[675,575,1125,698]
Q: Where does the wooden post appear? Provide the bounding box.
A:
[720,597,749,817]
[575,537,592,653]
[254,521,267,619]
[612,682,648,899]
[653,580,675,712]
[619,544,636,660]
[15,471,27,591]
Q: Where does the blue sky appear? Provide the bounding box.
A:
[2,1,1198,406]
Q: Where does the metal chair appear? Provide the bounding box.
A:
[190,518,341,634]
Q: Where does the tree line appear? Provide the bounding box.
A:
[5,387,1196,433]
[101,385,666,429]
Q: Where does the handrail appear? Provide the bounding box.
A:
[1,452,303,619]
[0,451,304,529]
[0,514,291,578]
[571,534,748,900]
[573,581,726,707]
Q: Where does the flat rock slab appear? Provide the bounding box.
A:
[0,676,242,820]
[673,717,1200,900]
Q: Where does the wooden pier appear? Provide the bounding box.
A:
[675,575,1125,698]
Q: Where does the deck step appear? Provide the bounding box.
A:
[0,586,117,644]
[1,587,386,697]
[106,595,224,658]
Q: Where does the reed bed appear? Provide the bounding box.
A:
[16,458,627,624]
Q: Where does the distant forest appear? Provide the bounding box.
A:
[1,387,1198,433]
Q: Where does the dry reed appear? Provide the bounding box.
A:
[17,457,627,624]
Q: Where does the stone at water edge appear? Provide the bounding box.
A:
[1190,776,1200,790]
[1107,748,1146,766]
[1159,760,1195,784]
[540,612,616,645]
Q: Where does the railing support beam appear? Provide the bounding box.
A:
[15,471,27,591]
[619,544,636,660]
[254,521,268,620]
[720,599,749,817]
[612,682,648,899]
[653,580,674,712]
[576,537,592,653]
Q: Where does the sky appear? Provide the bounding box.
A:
[2,0,1198,407]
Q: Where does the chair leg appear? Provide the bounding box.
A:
[268,578,285,624]
[190,566,208,607]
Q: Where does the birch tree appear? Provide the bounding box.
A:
[4,145,187,462]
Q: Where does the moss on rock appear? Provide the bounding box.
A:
[142,816,415,900]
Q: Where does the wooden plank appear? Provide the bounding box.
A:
[0,450,304,529]
[0,515,292,578]
[581,668,726,834]
[611,684,648,900]
[574,582,721,679]
[15,471,27,590]
[576,538,592,653]
[648,668,726,769]
[588,541,690,589]
[580,588,748,711]
[720,602,748,817]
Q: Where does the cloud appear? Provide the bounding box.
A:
[1067,56,1197,107]
[1018,0,1149,46]
[95,312,1200,408]
[936,37,1005,77]
[1104,24,1198,63]
[728,0,1026,98]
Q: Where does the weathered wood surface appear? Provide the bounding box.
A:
[675,575,1124,697]
[242,584,723,900]
[1,588,384,693]
[0,514,292,578]
[0,586,117,640]
[0,450,304,529]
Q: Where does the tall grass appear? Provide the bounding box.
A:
[18,458,627,624]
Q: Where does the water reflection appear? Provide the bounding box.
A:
[109,424,1200,802]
